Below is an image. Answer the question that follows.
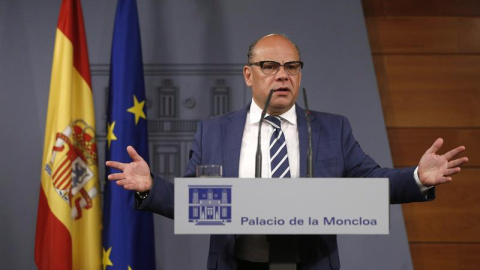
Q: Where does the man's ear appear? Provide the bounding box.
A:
[243,65,252,87]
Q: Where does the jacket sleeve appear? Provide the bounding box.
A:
[339,116,435,204]
[135,121,204,218]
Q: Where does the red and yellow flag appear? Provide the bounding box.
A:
[35,0,101,269]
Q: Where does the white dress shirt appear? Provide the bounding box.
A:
[239,100,299,178]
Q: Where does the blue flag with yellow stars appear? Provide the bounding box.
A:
[102,0,156,269]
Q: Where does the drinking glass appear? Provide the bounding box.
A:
[196,164,222,177]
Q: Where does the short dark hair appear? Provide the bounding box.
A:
[247,33,301,64]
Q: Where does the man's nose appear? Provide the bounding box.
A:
[275,66,289,80]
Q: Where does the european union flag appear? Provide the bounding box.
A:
[102,0,156,269]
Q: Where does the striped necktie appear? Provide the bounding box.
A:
[265,116,291,178]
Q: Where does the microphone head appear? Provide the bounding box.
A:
[302,87,310,111]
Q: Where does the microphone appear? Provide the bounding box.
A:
[255,89,274,178]
[303,88,313,178]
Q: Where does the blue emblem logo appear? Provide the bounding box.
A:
[188,185,232,225]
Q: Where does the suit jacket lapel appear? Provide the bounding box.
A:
[221,106,248,177]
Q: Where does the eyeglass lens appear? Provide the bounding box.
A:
[260,61,302,75]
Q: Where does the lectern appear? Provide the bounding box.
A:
[175,178,389,269]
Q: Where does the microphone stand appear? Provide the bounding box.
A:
[264,89,298,270]
[255,89,274,178]
[303,88,313,178]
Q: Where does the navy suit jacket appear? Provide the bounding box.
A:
[138,104,434,270]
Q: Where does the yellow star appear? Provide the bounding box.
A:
[102,247,114,270]
[128,266,133,270]
[127,95,146,125]
[106,122,117,149]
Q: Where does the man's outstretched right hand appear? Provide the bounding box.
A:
[106,146,153,192]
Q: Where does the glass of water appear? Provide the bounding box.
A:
[196,164,222,177]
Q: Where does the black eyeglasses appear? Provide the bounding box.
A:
[248,61,304,75]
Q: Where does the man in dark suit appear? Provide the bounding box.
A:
[106,34,468,270]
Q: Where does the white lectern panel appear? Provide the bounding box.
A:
[174,178,389,235]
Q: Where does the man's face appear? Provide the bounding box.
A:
[243,35,302,115]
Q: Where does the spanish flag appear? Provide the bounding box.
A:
[35,0,101,269]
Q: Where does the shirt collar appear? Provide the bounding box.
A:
[249,99,297,126]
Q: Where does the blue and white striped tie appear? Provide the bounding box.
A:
[265,116,291,178]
